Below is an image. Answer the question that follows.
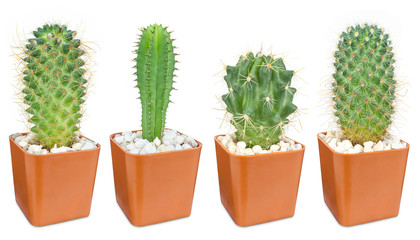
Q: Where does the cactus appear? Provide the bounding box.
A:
[222,52,297,148]
[333,24,396,144]
[136,24,176,142]
[21,24,87,149]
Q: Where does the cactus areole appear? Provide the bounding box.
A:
[222,52,297,149]
[22,24,86,150]
[333,24,396,144]
[136,24,175,142]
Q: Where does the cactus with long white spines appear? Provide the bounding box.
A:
[333,24,396,144]
[21,24,87,149]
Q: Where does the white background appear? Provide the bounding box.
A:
[0,0,418,239]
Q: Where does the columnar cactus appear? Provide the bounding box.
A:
[333,24,396,144]
[222,52,297,148]
[136,24,176,142]
[22,24,87,149]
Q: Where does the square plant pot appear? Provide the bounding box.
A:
[9,134,101,226]
[317,132,409,226]
[110,130,202,226]
[214,135,305,227]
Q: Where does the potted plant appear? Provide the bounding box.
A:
[318,23,410,226]
[109,24,202,227]
[9,24,101,226]
[214,51,305,226]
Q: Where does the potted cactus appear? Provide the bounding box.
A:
[109,24,202,226]
[317,24,410,226]
[214,51,305,226]
[9,24,101,226]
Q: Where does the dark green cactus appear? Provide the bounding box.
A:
[22,24,87,149]
[136,24,176,142]
[222,52,297,148]
[333,24,396,144]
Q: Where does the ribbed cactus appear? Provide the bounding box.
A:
[333,24,396,144]
[21,24,86,149]
[136,24,176,141]
[222,52,297,148]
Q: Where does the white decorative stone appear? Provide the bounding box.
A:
[140,143,157,154]
[270,145,280,152]
[228,145,237,154]
[182,144,192,150]
[72,142,83,151]
[135,139,148,149]
[244,148,254,155]
[114,135,124,144]
[18,141,28,148]
[372,141,384,151]
[175,136,185,145]
[51,146,74,154]
[153,138,161,147]
[237,141,246,149]
[252,145,262,154]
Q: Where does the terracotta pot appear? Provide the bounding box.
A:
[214,135,305,227]
[317,132,410,226]
[9,134,101,226]
[110,130,202,226]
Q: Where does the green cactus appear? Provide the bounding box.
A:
[222,52,297,148]
[136,24,176,142]
[333,24,396,144]
[21,24,87,149]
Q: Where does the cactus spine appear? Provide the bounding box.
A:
[333,24,396,144]
[136,24,176,142]
[222,52,297,149]
[21,24,87,149]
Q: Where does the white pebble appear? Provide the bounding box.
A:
[135,139,149,149]
[228,145,237,154]
[237,141,246,149]
[182,144,192,150]
[140,143,157,154]
[153,138,161,147]
[51,146,74,154]
[363,141,375,149]
[221,138,229,147]
[244,148,254,155]
[328,138,338,149]
[175,136,185,145]
[18,141,28,148]
[72,143,83,151]
[126,143,136,151]
[217,136,224,141]
[319,133,326,140]
[260,150,269,154]
[175,144,183,150]
[270,145,280,152]
[252,145,262,154]
[129,149,140,154]
[115,135,124,144]
[185,137,198,147]
[341,140,353,150]
[372,141,384,151]
[81,142,96,150]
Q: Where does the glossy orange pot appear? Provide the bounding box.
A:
[214,135,305,227]
[110,130,202,226]
[317,132,409,226]
[9,134,101,226]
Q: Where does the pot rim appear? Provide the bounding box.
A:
[214,134,305,158]
[317,131,410,156]
[109,128,203,157]
[9,133,101,157]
